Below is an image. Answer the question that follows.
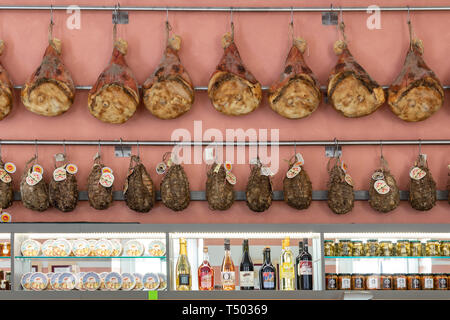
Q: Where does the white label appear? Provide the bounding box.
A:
[410,167,426,180]
[239,271,254,287]
[204,147,214,162]
[367,277,378,289]
[374,180,390,195]
[295,153,305,165]
[341,278,351,289]
[299,261,312,276]
[424,278,434,289]
[26,171,42,186]
[53,167,67,182]
[221,272,235,286]
[99,172,114,188]
[286,166,301,179]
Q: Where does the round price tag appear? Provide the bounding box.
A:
[102,167,113,174]
[410,167,426,180]
[0,169,11,183]
[295,153,305,166]
[66,164,78,174]
[99,172,114,188]
[224,161,233,172]
[155,162,167,175]
[26,171,42,186]
[4,162,16,173]
[344,174,354,186]
[372,171,385,181]
[226,171,236,185]
[1,212,11,223]
[374,180,390,195]
[32,164,44,174]
[53,167,67,182]
[341,162,348,173]
[286,166,301,179]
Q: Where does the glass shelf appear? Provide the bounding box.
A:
[326,256,450,259]
[15,256,166,259]
[0,256,10,259]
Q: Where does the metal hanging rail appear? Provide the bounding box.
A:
[0,5,450,12]
[0,139,449,146]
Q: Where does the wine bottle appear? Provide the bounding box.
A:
[295,241,304,290]
[259,247,276,290]
[221,239,235,290]
[298,238,313,290]
[198,246,214,291]
[280,237,295,290]
[239,239,254,290]
[176,238,191,290]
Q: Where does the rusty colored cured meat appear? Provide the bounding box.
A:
[124,155,155,213]
[87,156,113,210]
[269,38,321,119]
[388,39,444,122]
[205,163,234,211]
[246,163,272,212]
[0,41,13,121]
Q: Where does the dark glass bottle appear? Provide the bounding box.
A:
[297,239,313,290]
[239,239,254,290]
[259,247,276,290]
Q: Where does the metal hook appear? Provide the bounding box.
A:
[333,138,338,157]
[330,3,333,12]
[419,138,422,155]
[119,138,124,156]
[136,140,140,157]
[290,6,294,25]
[35,139,38,160]
[50,4,54,26]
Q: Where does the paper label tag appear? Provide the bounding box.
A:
[420,154,427,162]
[102,167,113,174]
[374,180,390,195]
[286,166,301,179]
[32,164,44,174]
[226,171,237,185]
[260,166,273,176]
[66,164,78,174]
[213,163,221,173]
[156,162,167,175]
[204,147,214,162]
[4,162,16,173]
[295,153,305,166]
[99,172,114,188]
[0,169,11,183]
[224,161,233,172]
[344,174,353,186]
[341,161,348,173]
[53,167,67,182]
[55,153,66,162]
[26,171,42,186]
[372,171,384,181]
[249,158,258,165]
[410,167,426,180]
[1,212,11,223]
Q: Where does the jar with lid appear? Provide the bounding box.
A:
[434,274,448,290]
[410,241,423,256]
[421,274,434,290]
[338,240,352,256]
[407,274,421,290]
[352,241,365,257]
[338,274,352,290]
[440,241,450,257]
[365,274,380,290]
[351,274,365,290]
[325,273,338,290]
[380,274,393,290]
[393,274,407,290]
[365,240,379,256]
[395,240,410,256]
[324,240,335,256]
[379,241,394,256]
[426,240,440,256]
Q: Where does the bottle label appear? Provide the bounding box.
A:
[424,278,434,289]
[341,278,351,289]
[299,261,312,276]
[280,263,294,279]
[221,272,235,286]
[200,274,212,289]
[178,274,190,286]
[439,279,447,289]
[327,278,336,289]
[382,278,392,289]
[412,279,420,289]
[262,272,275,289]
[367,277,378,289]
[239,271,254,287]
[397,278,406,289]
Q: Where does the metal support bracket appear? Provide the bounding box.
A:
[114,145,131,157]
[325,145,342,158]
[112,10,129,24]
[322,11,338,25]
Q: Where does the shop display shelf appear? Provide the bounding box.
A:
[0,256,10,259]
[14,256,166,260]
[325,256,450,259]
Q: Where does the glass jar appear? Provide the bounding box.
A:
[393,274,407,290]
[351,274,365,290]
[365,274,380,290]
[352,241,365,256]
[324,240,335,256]
[440,241,450,257]
[325,273,338,290]
[379,241,394,256]
[410,241,423,256]
[380,274,393,290]
[426,240,440,256]
[421,274,434,290]
[407,274,421,290]
[395,240,410,256]
[434,274,448,290]
[338,274,352,290]
[365,240,379,256]
[338,240,352,256]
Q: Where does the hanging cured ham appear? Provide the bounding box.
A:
[388,21,444,122]
[205,162,234,211]
[160,157,190,212]
[143,22,194,119]
[124,155,155,213]
[409,154,436,211]
[0,158,13,209]
[246,159,273,212]
[21,31,75,117]
[269,25,321,119]
[208,24,262,116]
[327,22,385,117]
[88,38,139,124]
[48,155,78,212]
[283,153,312,210]
[368,155,400,213]
[0,40,13,120]
[327,155,354,215]
[87,154,114,210]
[20,155,50,212]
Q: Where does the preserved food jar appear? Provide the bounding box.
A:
[395,240,410,256]
[352,241,364,256]
[407,274,421,290]
[421,274,434,290]
[325,273,338,290]
[410,240,423,256]
[434,274,448,290]
[440,241,450,257]
[351,274,365,290]
[426,240,440,256]
[380,274,393,290]
[365,240,379,256]
[338,240,352,256]
[393,274,407,290]
[324,240,335,256]
[379,241,394,256]
[338,274,351,290]
[365,274,380,290]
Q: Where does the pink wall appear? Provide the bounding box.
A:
[0,0,448,224]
